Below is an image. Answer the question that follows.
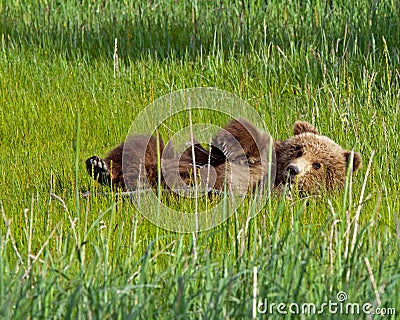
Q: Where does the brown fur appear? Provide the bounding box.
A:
[86,134,165,190]
[86,119,361,194]
[161,119,272,193]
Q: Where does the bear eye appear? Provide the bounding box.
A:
[313,162,321,170]
[294,146,303,158]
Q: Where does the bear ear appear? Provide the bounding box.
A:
[293,121,319,135]
[344,151,362,172]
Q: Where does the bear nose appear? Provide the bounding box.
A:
[287,164,299,177]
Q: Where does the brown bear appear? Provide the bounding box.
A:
[85,119,361,194]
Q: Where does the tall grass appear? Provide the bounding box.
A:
[0,0,399,318]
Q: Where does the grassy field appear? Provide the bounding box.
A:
[1,0,399,318]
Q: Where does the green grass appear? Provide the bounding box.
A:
[1,0,399,318]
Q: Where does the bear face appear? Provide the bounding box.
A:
[274,121,362,193]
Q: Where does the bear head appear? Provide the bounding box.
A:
[275,121,362,193]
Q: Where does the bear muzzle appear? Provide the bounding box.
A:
[287,164,300,177]
[286,159,311,181]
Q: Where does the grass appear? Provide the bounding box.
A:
[0,0,399,318]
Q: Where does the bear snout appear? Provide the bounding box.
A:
[287,164,300,177]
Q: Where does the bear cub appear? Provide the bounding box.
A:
[86,119,362,194]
